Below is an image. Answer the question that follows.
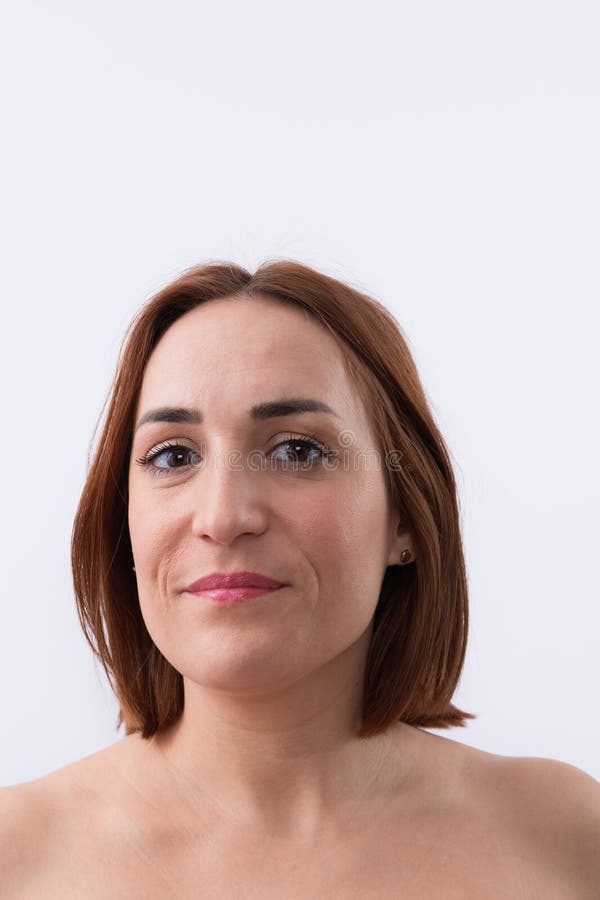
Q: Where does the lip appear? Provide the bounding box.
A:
[187,586,284,606]
[184,571,287,592]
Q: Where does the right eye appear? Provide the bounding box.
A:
[135,442,200,478]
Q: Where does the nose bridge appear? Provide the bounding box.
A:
[190,437,267,543]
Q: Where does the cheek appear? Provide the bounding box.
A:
[129,504,185,649]
[128,488,181,574]
[304,478,389,614]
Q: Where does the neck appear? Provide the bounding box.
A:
[145,636,414,839]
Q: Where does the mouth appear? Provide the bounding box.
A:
[184,585,286,606]
[184,571,287,593]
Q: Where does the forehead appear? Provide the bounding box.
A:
[136,294,366,428]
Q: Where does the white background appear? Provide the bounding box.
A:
[1,1,598,786]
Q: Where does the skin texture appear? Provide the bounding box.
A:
[3,292,600,898]
[126,292,417,839]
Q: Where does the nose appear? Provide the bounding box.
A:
[189,445,269,546]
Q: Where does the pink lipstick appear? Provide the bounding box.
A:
[184,571,287,606]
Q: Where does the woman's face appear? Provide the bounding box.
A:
[127,294,409,695]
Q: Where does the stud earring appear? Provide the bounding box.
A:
[132,566,136,572]
[400,548,412,564]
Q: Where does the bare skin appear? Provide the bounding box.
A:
[2,724,598,899]
[4,294,598,897]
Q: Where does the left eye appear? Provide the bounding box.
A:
[269,438,330,466]
[135,435,334,477]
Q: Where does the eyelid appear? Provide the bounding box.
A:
[137,427,331,456]
[134,431,335,476]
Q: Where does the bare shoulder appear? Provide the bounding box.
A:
[408,729,600,898]
[493,754,600,880]
[470,744,600,898]
[0,780,55,898]
[0,739,138,898]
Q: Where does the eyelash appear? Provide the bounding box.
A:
[134,433,336,478]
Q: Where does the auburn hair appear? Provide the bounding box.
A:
[71,258,476,739]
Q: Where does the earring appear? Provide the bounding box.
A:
[400,548,412,564]
[132,566,136,572]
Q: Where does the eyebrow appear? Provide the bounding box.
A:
[134,398,343,432]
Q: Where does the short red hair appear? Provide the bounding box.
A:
[71,259,475,739]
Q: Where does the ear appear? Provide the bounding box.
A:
[387,510,416,566]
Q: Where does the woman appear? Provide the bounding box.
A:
[2,260,598,898]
